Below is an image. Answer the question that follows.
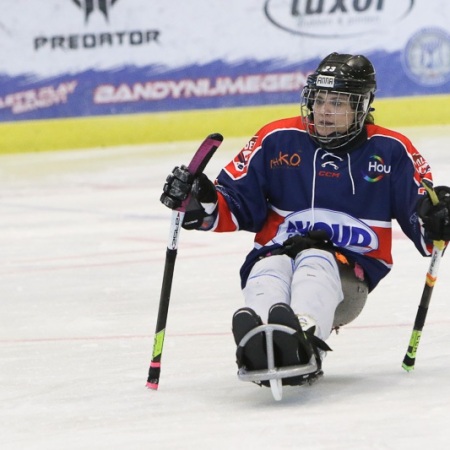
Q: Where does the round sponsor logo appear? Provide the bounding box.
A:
[402,28,450,86]
[361,155,391,183]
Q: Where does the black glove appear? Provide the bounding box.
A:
[282,230,332,258]
[160,165,194,210]
[160,165,217,229]
[418,185,450,241]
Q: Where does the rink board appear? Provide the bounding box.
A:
[1,94,449,154]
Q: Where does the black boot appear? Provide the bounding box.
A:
[232,307,267,374]
[268,303,331,386]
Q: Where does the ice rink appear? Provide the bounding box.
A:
[1,126,450,449]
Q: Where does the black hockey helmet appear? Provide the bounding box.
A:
[301,52,377,150]
[307,52,376,96]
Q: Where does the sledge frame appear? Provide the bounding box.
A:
[236,324,319,401]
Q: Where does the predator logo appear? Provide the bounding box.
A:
[71,0,119,23]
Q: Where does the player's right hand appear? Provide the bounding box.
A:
[282,230,332,258]
[160,165,194,210]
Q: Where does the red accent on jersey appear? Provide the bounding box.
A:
[223,136,259,180]
[364,225,393,264]
[254,210,286,246]
[214,192,238,232]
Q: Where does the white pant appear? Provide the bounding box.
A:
[242,249,344,340]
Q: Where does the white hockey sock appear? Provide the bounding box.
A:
[290,249,344,340]
[242,255,293,322]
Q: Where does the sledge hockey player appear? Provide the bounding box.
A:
[160,52,450,389]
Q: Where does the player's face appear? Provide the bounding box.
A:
[312,91,355,137]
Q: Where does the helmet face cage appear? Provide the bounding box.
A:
[301,53,376,150]
[301,86,372,150]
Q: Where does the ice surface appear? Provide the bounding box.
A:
[1,127,450,450]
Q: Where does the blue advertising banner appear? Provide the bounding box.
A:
[1,0,449,123]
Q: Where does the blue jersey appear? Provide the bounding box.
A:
[209,116,432,292]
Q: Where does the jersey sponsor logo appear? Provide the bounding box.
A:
[412,153,431,176]
[270,151,301,169]
[362,155,391,182]
[318,170,340,178]
[276,209,379,254]
[224,136,258,180]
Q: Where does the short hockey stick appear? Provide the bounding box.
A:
[146,133,223,389]
[402,179,446,371]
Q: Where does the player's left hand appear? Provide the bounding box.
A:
[418,185,450,241]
